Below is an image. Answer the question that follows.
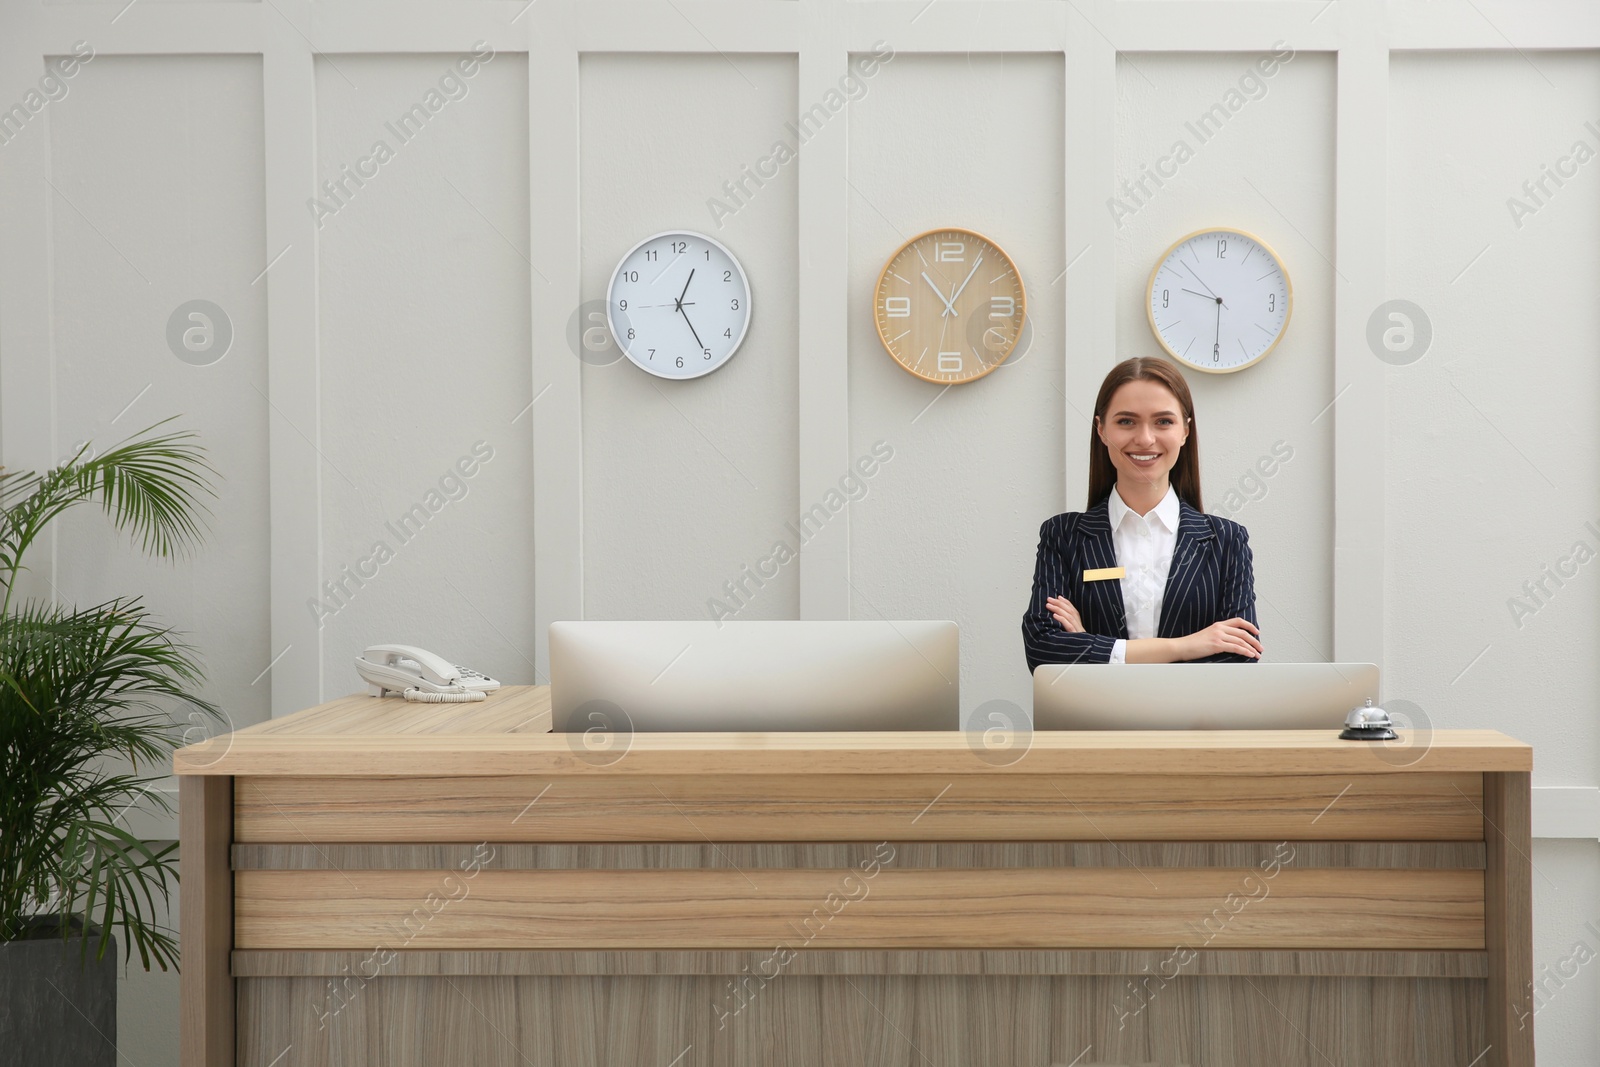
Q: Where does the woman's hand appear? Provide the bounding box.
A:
[1180,618,1263,660]
[1045,595,1083,633]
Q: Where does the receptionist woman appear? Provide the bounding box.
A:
[1021,356,1263,669]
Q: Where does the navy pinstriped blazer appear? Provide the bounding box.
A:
[1021,495,1259,671]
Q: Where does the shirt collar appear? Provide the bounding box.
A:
[1108,483,1180,535]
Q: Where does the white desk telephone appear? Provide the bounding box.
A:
[355,644,501,703]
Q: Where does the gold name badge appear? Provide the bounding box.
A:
[1082,566,1126,582]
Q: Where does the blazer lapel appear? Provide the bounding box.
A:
[1078,500,1127,639]
[1157,500,1216,638]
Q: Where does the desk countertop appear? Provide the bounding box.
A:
[172,684,1532,777]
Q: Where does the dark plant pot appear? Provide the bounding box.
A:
[0,917,117,1067]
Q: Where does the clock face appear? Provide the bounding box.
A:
[606,231,751,380]
[1146,228,1291,373]
[873,227,1027,384]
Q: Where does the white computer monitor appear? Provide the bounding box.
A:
[549,620,959,732]
[1030,662,1379,730]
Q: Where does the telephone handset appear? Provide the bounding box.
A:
[355,644,502,703]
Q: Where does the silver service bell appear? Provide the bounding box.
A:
[1339,697,1397,740]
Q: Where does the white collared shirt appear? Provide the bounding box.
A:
[1106,483,1180,664]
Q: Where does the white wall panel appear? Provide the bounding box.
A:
[1388,51,1600,787]
[1114,49,1337,665]
[314,51,537,694]
[48,54,272,734]
[1526,840,1600,1055]
[579,53,801,623]
[43,0,247,6]
[847,52,1066,722]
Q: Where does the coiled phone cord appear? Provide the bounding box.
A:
[401,687,486,703]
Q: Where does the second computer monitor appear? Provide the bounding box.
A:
[1031,662,1379,730]
[550,620,959,732]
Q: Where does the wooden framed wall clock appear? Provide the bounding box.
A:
[606,230,751,380]
[873,227,1027,384]
[1146,227,1291,373]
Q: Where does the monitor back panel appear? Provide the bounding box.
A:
[550,620,959,732]
[1031,662,1379,730]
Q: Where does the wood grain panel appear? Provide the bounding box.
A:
[232,840,1487,870]
[179,775,233,1067]
[232,772,1487,842]
[1485,770,1535,1067]
[232,947,1492,979]
[1376,972,1490,1066]
[177,720,1534,779]
[242,685,552,736]
[235,974,1486,1067]
[233,867,1485,951]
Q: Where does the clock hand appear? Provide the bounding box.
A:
[943,253,985,314]
[1178,258,1226,307]
[678,305,706,351]
[921,271,958,317]
[1184,275,1228,313]
[1212,300,1221,361]
[678,268,696,305]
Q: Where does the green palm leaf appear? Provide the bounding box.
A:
[0,421,218,969]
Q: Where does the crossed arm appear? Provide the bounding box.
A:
[1021,518,1118,671]
[1020,517,1261,672]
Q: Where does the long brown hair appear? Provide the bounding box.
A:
[1087,357,1204,512]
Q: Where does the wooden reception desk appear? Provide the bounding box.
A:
[175,685,1534,1067]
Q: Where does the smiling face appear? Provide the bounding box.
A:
[1095,378,1190,490]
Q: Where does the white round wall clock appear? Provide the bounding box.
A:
[1146,227,1291,374]
[605,230,751,380]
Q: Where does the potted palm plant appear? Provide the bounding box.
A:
[0,419,218,1064]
